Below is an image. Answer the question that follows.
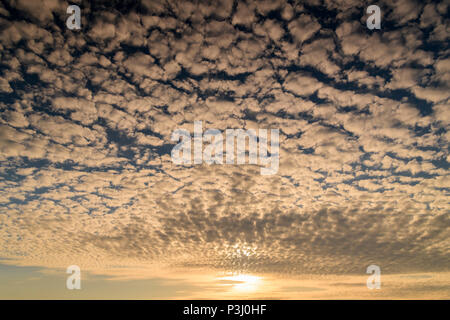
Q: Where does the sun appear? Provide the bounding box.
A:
[219,274,262,293]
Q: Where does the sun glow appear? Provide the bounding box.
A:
[218,274,262,293]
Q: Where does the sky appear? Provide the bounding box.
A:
[0,0,449,299]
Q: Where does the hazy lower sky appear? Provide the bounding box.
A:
[0,0,449,299]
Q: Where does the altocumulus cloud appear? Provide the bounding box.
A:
[0,0,449,291]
